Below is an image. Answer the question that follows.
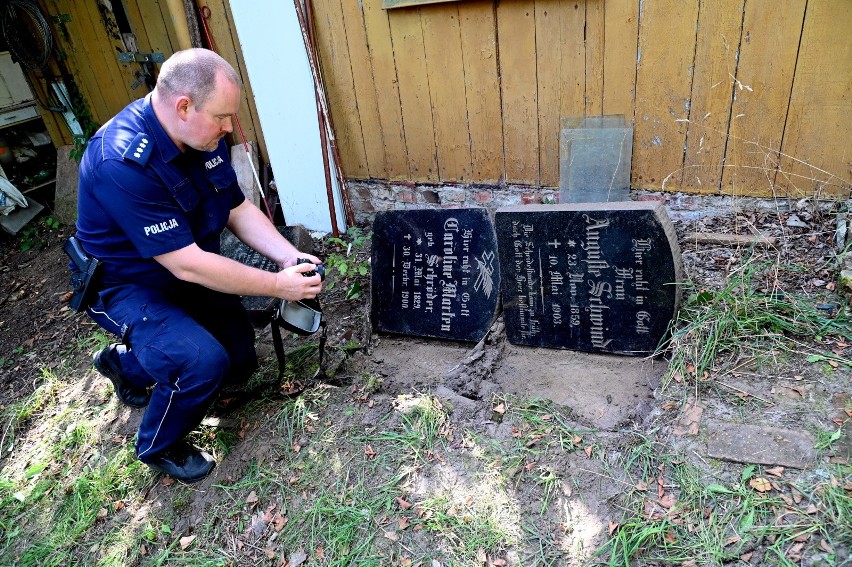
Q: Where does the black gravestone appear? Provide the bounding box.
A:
[495,202,682,355]
[371,209,500,342]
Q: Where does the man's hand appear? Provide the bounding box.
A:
[278,253,322,270]
[274,261,323,301]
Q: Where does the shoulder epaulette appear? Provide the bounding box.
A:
[122,132,153,166]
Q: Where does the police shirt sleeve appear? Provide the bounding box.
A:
[94,159,196,258]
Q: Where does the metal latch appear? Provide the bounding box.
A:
[118,52,165,64]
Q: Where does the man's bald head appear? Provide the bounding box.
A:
[155,48,240,110]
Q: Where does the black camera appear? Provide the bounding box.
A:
[297,258,325,280]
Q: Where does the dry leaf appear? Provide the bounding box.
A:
[804,504,819,514]
[492,403,506,415]
[724,535,741,546]
[384,531,399,541]
[364,445,377,459]
[491,560,507,566]
[662,401,678,411]
[272,513,288,531]
[635,481,648,491]
[749,477,772,492]
[399,517,410,530]
[246,491,259,505]
[396,496,413,510]
[161,476,175,487]
[765,466,784,477]
[179,535,196,550]
[658,493,676,509]
[740,552,753,561]
[315,546,325,559]
[608,521,618,535]
[140,543,148,556]
[829,360,839,368]
[584,446,593,458]
[97,508,108,519]
[793,532,810,542]
[819,539,834,553]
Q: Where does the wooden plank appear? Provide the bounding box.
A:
[681,0,746,192]
[584,0,604,116]
[388,7,438,181]
[43,0,109,125]
[68,0,131,118]
[458,0,502,184]
[312,0,369,178]
[776,1,852,198]
[96,2,150,102]
[602,0,639,117]
[632,0,699,191]
[362,0,409,180]
[384,0,458,8]
[684,232,777,248]
[721,0,806,196]
[535,0,585,187]
[339,0,388,179]
[422,4,471,182]
[201,0,265,166]
[496,0,537,184]
[124,0,173,57]
[36,105,71,147]
[156,0,188,51]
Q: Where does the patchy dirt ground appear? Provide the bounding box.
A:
[0,196,850,565]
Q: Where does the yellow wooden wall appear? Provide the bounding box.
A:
[312,0,851,198]
[30,0,265,164]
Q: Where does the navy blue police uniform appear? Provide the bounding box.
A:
[75,93,257,462]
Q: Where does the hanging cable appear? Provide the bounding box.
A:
[2,0,53,71]
[1,0,65,112]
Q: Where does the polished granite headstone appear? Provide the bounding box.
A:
[496,202,682,355]
[371,209,500,341]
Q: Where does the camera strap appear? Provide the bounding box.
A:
[212,299,329,415]
[270,307,328,383]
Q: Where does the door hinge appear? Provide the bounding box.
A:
[118,52,165,64]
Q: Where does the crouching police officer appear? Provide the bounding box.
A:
[72,48,322,483]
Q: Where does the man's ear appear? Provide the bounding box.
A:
[175,96,192,120]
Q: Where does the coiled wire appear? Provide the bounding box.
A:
[2,0,53,71]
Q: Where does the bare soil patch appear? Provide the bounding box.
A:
[0,198,849,565]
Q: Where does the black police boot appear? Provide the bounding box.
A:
[141,442,216,484]
[93,344,151,409]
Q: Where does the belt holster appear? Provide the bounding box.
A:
[63,236,103,312]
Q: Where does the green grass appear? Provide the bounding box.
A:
[592,435,852,566]
[659,252,852,386]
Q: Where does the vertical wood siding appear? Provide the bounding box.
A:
[32,1,265,164]
[313,0,851,197]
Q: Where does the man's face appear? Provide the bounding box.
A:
[184,73,241,152]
